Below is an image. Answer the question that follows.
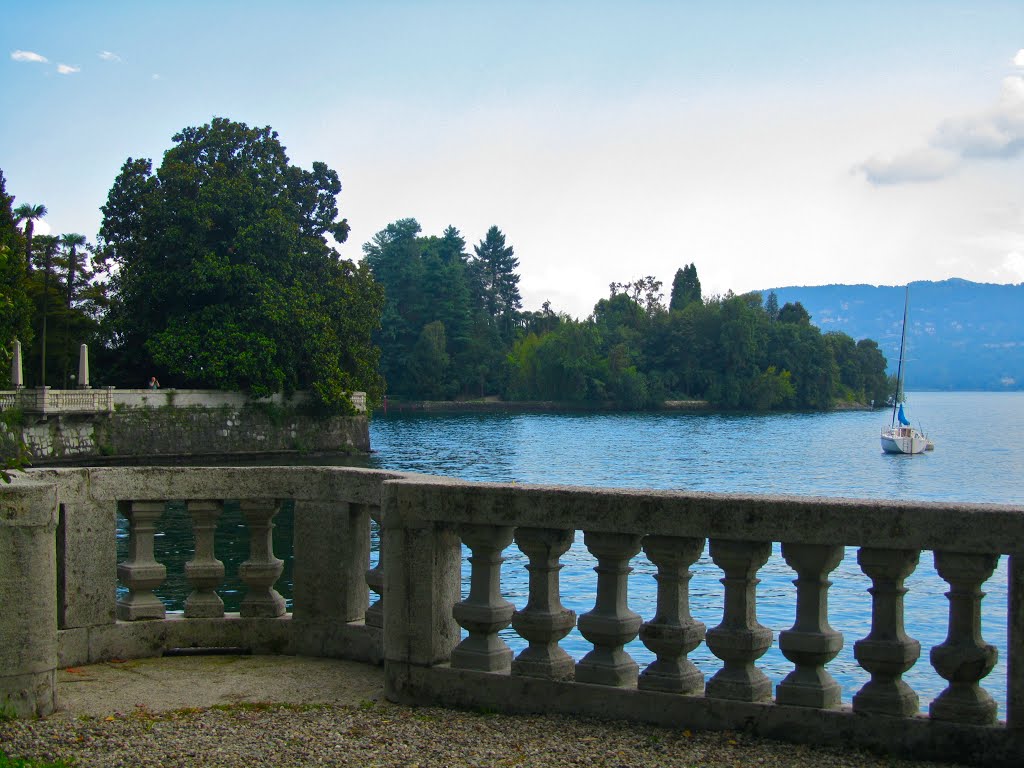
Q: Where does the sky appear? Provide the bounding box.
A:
[2,1,1024,319]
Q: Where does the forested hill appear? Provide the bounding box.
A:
[760,279,1023,391]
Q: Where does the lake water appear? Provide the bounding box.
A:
[139,392,1023,715]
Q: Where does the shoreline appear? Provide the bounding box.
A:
[376,398,877,414]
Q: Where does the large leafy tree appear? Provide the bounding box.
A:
[99,118,383,411]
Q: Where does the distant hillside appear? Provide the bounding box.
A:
[758,279,1023,391]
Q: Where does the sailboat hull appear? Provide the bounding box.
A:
[881,427,933,455]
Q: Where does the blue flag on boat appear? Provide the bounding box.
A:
[897,403,911,426]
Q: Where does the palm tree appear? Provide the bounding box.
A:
[14,203,46,275]
[60,233,88,385]
[60,233,87,308]
[33,234,58,387]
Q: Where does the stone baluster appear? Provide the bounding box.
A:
[365,506,384,628]
[184,500,225,618]
[929,551,1000,724]
[510,527,577,680]
[638,535,706,694]
[575,531,644,687]
[777,543,845,708]
[238,499,286,618]
[853,547,921,716]
[116,500,167,621]
[451,524,516,672]
[704,539,773,701]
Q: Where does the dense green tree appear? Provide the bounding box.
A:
[506,320,602,402]
[411,320,452,399]
[0,171,34,386]
[99,118,382,411]
[362,218,427,396]
[855,338,890,406]
[363,220,521,399]
[472,226,522,340]
[777,301,811,325]
[669,263,701,311]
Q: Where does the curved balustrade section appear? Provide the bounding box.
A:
[3,468,1023,766]
[24,466,409,667]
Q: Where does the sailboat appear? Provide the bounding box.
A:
[880,287,935,455]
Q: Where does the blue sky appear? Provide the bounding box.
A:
[3,1,1023,318]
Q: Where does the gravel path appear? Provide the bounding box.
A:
[0,656,973,767]
[0,702,972,768]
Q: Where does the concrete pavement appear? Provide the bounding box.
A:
[54,654,386,718]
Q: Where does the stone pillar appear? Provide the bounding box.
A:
[776,543,845,708]
[451,523,516,672]
[638,535,706,694]
[32,386,50,414]
[380,489,461,674]
[929,550,999,724]
[77,344,89,389]
[238,499,286,618]
[1009,554,1024,730]
[853,547,921,716]
[575,531,644,687]
[292,500,369,626]
[115,501,167,621]
[705,539,773,702]
[10,339,23,389]
[0,483,58,716]
[510,527,577,680]
[365,506,384,628]
[184,500,225,618]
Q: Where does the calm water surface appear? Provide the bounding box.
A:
[365,391,1024,503]
[141,392,1023,715]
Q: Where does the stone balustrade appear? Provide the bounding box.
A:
[380,479,1023,767]
[0,387,116,415]
[1,467,1022,766]
[0,388,367,415]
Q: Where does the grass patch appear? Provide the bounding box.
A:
[0,752,73,768]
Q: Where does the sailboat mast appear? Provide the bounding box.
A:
[890,286,909,428]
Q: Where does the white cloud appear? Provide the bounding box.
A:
[11,50,47,63]
[860,73,1024,185]
[97,50,121,62]
[57,63,80,75]
[857,147,959,185]
[1004,250,1024,280]
[151,73,160,80]
[934,76,1024,158]
[1015,49,1024,67]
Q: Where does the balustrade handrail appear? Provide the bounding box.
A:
[381,478,1024,553]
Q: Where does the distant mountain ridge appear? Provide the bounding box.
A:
[758,278,1023,391]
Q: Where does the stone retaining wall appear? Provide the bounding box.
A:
[15,402,368,464]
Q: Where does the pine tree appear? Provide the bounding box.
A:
[669,263,702,311]
[472,226,522,340]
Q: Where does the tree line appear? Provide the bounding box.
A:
[1,117,890,412]
[365,233,890,409]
